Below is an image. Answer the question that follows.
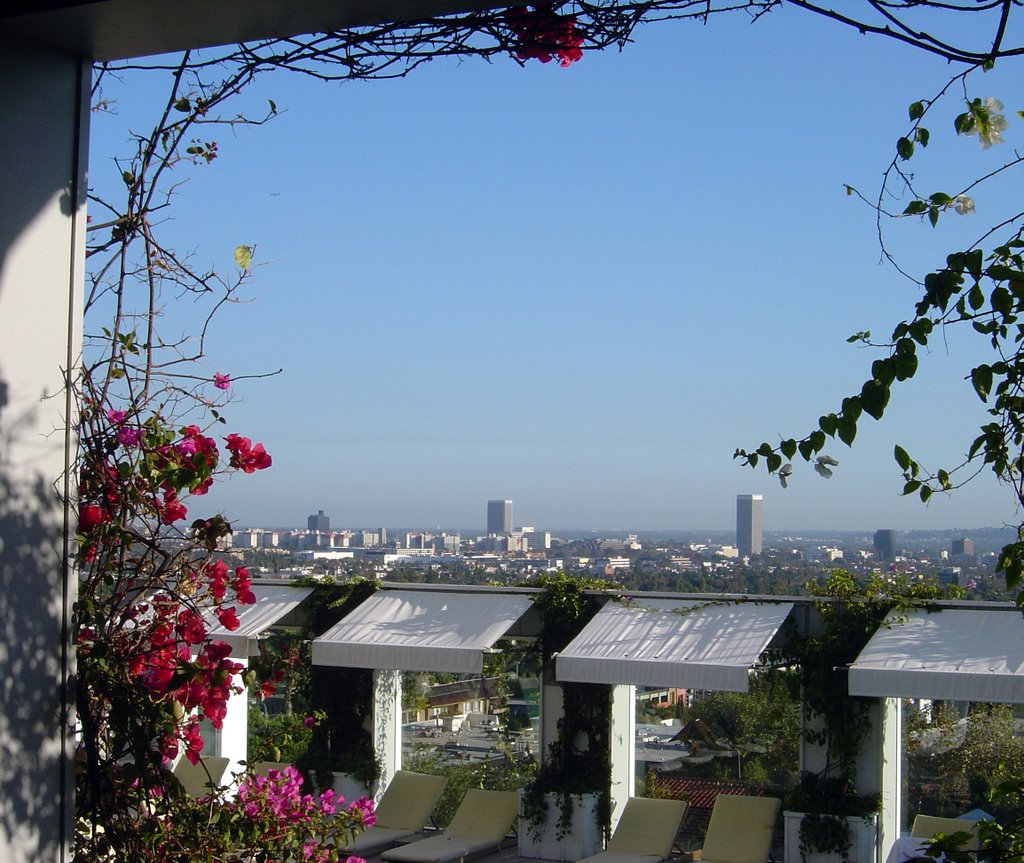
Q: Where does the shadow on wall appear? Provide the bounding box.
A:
[0,370,71,862]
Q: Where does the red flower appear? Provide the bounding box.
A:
[177,609,207,645]
[79,503,106,533]
[224,434,273,473]
[160,490,188,524]
[215,606,240,631]
[505,4,584,67]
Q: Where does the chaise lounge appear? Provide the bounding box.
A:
[379,788,519,863]
[576,797,690,863]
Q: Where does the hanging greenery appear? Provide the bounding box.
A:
[520,573,618,841]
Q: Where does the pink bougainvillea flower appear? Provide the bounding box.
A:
[213,372,231,390]
[160,490,188,524]
[215,606,240,631]
[117,426,143,447]
[224,433,273,473]
[505,4,584,67]
[182,719,205,764]
[105,408,126,424]
[79,503,106,533]
[177,609,207,645]
[303,715,317,729]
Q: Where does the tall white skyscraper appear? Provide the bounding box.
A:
[487,499,513,534]
[736,494,763,557]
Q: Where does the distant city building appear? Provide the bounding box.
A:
[873,529,897,561]
[435,533,461,554]
[356,530,381,548]
[736,494,763,557]
[487,499,513,534]
[952,537,975,557]
[307,509,329,533]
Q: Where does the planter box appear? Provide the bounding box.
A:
[518,791,604,861]
[783,811,878,863]
[330,771,372,801]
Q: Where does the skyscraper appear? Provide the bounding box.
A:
[736,494,763,557]
[952,537,975,557]
[874,529,897,561]
[307,509,329,532]
[487,499,513,534]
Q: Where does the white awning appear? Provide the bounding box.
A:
[848,608,1024,703]
[555,599,794,692]
[207,584,313,656]
[311,589,534,673]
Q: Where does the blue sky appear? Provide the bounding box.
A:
[88,7,1022,533]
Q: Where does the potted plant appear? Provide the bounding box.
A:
[784,773,880,863]
[293,579,382,797]
[782,571,962,863]
[518,574,616,861]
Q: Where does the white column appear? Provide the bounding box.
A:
[878,698,902,863]
[373,669,402,795]
[541,683,564,766]
[609,684,635,829]
[218,657,250,782]
[0,37,89,863]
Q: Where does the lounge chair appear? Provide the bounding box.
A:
[687,794,781,863]
[380,788,518,863]
[343,770,448,856]
[252,760,290,777]
[577,797,689,863]
[172,755,230,798]
[910,815,980,851]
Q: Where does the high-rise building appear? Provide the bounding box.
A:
[736,494,763,557]
[873,529,897,561]
[307,509,329,532]
[952,537,975,557]
[487,499,513,534]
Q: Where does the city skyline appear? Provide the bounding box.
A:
[89,12,1019,532]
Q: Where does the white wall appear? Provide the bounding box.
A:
[0,36,89,863]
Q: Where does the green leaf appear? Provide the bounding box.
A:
[121,171,134,186]
[841,396,862,422]
[809,430,826,453]
[919,485,932,503]
[268,99,278,114]
[902,479,920,496]
[966,283,984,311]
[908,101,925,121]
[766,453,782,473]
[893,352,918,381]
[915,127,930,148]
[872,358,896,386]
[173,97,191,113]
[780,438,797,459]
[234,244,253,270]
[819,414,838,436]
[860,379,890,420]
[894,444,911,470]
[971,364,993,401]
[896,137,914,160]
[837,416,857,446]
[908,318,933,345]
[954,112,974,135]
[903,200,928,216]
[928,206,939,228]
[798,439,814,462]
[928,192,952,207]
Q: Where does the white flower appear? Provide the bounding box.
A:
[779,463,793,489]
[968,97,1008,149]
[814,455,839,479]
[953,195,975,215]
